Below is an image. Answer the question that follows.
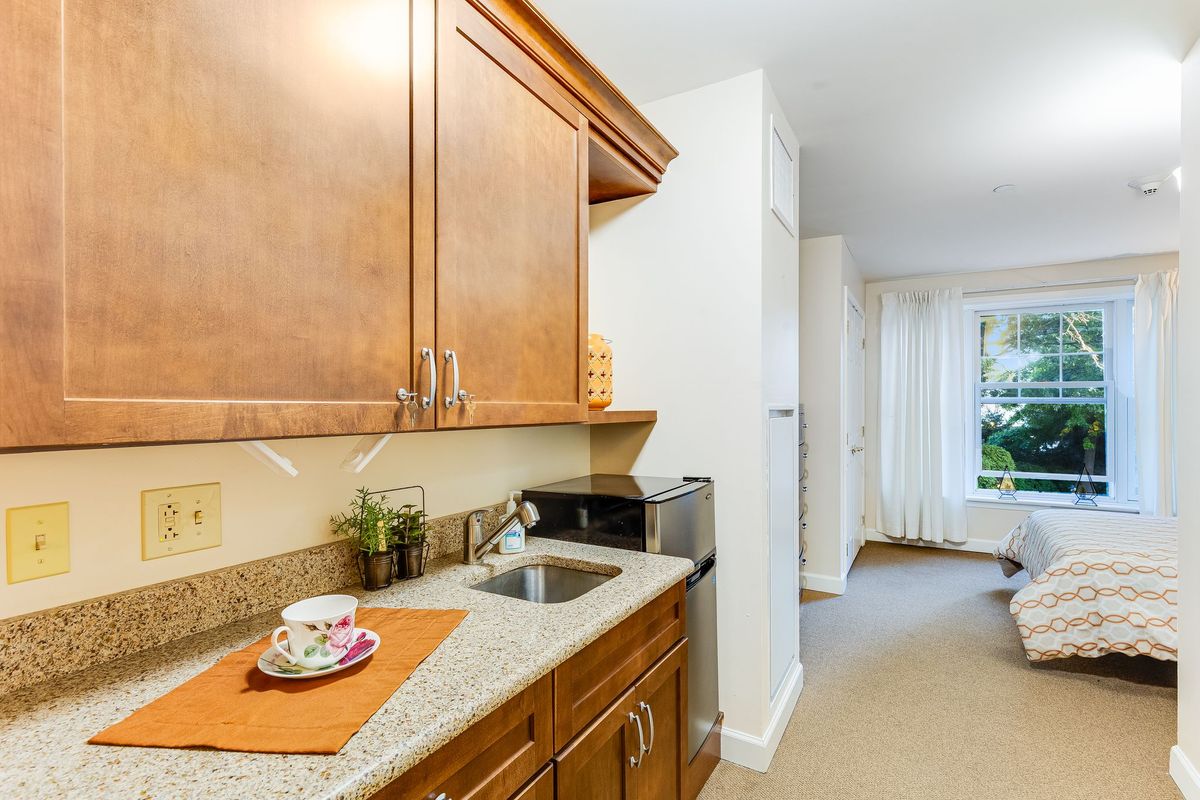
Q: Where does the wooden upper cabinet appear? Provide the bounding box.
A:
[468,0,679,203]
[434,0,588,429]
[1,0,432,448]
[0,0,673,449]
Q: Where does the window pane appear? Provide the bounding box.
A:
[1061,309,1103,354]
[1062,353,1104,381]
[981,356,1020,383]
[1020,387,1060,398]
[1019,313,1060,354]
[976,475,1109,496]
[980,315,1017,356]
[982,388,1018,398]
[1019,356,1060,383]
[1063,387,1105,398]
[980,402,1106,477]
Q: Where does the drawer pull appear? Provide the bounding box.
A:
[629,711,646,768]
[638,700,655,755]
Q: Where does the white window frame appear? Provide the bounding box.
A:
[965,288,1136,508]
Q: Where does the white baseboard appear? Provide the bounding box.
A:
[1172,746,1200,799]
[865,528,1001,555]
[800,571,846,595]
[721,661,804,773]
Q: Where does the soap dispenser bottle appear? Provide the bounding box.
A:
[497,491,527,554]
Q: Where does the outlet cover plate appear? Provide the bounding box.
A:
[141,483,222,560]
[6,502,70,583]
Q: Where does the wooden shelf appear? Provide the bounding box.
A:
[586,409,657,425]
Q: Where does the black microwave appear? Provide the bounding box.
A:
[521,474,715,564]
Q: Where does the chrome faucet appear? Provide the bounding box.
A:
[463,501,540,564]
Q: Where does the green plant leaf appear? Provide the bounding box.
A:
[304,644,320,658]
[320,646,331,657]
[315,634,328,645]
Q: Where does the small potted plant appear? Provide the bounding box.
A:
[392,503,430,579]
[330,487,397,591]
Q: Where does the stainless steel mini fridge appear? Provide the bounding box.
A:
[522,473,719,763]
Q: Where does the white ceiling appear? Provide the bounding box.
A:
[538,0,1200,279]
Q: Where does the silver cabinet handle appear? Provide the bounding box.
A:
[629,711,646,768]
[638,701,655,755]
[443,349,469,409]
[420,347,436,409]
[444,349,460,408]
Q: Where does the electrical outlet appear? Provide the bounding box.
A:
[6,502,70,583]
[141,483,222,560]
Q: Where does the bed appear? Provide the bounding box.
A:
[994,509,1178,662]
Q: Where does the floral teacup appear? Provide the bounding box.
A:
[271,594,358,669]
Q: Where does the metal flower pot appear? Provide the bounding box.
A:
[358,549,395,591]
[397,540,430,579]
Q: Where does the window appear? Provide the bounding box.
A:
[971,296,1136,504]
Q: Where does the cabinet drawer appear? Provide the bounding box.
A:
[553,580,686,751]
[372,673,553,800]
[511,764,554,800]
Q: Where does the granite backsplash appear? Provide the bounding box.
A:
[0,502,505,694]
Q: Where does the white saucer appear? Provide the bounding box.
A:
[257,628,380,679]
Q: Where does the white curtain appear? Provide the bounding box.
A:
[1133,271,1178,516]
[877,288,968,543]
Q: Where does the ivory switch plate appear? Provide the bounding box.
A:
[6,502,70,583]
[141,483,222,560]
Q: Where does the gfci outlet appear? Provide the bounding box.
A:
[141,483,222,560]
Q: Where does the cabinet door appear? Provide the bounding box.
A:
[434,0,588,429]
[635,640,687,800]
[510,764,554,800]
[1,0,433,448]
[555,686,638,800]
[370,673,553,800]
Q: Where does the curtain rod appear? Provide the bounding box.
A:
[962,275,1137,297]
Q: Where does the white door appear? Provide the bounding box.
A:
[843,294,866,572]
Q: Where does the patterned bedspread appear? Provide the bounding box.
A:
[994,509,1177,662]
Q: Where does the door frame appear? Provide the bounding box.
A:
[840,289,865,573]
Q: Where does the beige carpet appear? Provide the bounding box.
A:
[699,542,1180,800]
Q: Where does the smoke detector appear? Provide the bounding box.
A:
[1128,174,1171,195]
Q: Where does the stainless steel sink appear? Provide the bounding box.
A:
[471,564,613,604]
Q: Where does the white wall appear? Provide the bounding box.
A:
[862,252,1179,550]
[1172,37,1200,800]
[798,235,864,592]
[0,427,589,618]
[589,70,801,771]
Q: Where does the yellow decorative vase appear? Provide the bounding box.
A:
[587,334,613,410]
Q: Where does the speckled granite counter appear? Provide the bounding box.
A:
[0,538,693,800]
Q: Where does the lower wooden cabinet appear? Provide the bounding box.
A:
[370,582,700,800]
[554,641,687,800]
[512,764,555,800]
[370,673,552,800]
[632,640,687,799]
[555,685,639,799]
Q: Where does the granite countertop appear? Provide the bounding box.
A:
[0,538,693,800]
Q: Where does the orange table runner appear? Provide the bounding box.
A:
[89,607,468,754]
